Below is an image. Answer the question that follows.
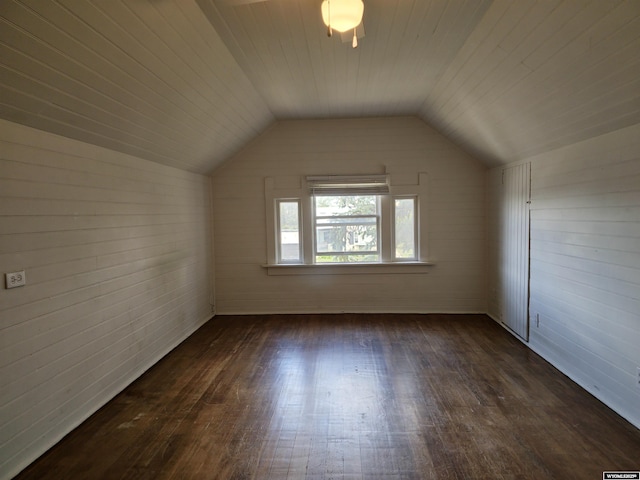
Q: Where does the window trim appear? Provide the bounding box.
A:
[264,173,432,274]
[262,261,434,275]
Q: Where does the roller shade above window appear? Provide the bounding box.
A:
[306,175,390,196]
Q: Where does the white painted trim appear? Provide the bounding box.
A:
[527,342,640,430]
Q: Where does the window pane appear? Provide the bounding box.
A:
[315,195,377,216]
[278,201,300,262]
[315,224,378,253]
[314,194,380,263]
[394,198,416,259]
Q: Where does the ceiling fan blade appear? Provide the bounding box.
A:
[339,22,365,43]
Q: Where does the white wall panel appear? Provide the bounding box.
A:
[212,117,487,315]
[488,123,640,429]
[0,0,273,174]
[0,120,214,480]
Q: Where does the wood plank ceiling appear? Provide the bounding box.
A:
[1,0,639,174]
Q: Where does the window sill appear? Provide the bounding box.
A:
[262,261,435,276]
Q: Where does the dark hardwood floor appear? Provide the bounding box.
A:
[14,314,640,479]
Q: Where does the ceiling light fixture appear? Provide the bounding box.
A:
[321,0,364,48]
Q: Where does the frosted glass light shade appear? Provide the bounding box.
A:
[321,0,364,33]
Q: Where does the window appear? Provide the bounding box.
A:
[277,199,301,263]
[264,173,429,270]
[314,195,380,263]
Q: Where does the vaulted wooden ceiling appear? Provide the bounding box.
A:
[1,0,639,174]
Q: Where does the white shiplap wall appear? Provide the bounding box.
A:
[212,117,487,315]
[0,120,214,479]
[488,123,640,429]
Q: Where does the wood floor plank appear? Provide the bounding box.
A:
[13,314,640,479]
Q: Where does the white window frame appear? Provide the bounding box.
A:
[264,173,432,274]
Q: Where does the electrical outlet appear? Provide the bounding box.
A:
[637,367,640,390]
[5,270,26,289]
[536,313,540,328]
